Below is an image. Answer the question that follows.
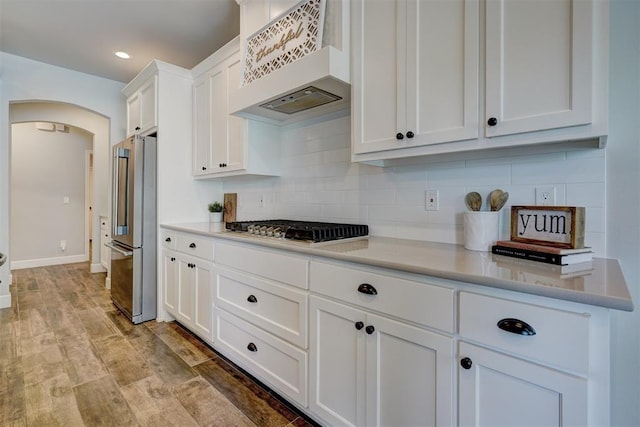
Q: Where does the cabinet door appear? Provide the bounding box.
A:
[210,65,228,173]
[309,296,366,427]
[139,76,157,133]
[126,92,141,137]
[485,0,592,137]
[458,342,588,427]
[226,55,246,172]
[351,0,402,154]
[177,257,195,324]
[352,0,479,154]
[366,313,454,427]
[192,257,214,342]
[162,250,178,315]
[193,75,211,175]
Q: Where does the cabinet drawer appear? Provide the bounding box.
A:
[176,233,214,260]
[459,292,590,374]
[161,230,177,250]
[310,261,455,333]
[215,267,308,348]
[214,308,308,406]
[216,242,308,289]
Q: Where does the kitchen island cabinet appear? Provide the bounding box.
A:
[352,0,608,164]
[160,223,632,426]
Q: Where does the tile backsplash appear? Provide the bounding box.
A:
[222,115,606,256]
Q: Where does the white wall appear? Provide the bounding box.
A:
[0,52,126,307]
[10,122,92,265]
[607,0,640,425]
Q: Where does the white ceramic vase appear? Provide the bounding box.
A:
[209,211,223,223]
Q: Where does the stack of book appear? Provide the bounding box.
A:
[491,240,593,266]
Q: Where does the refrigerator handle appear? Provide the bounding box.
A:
[113,147,130,236]
[105,242,133,257]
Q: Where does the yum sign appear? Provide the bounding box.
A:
[510,206,586,249]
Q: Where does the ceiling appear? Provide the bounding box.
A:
[0,0,240,83]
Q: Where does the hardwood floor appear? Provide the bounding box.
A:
[1,263,317,426]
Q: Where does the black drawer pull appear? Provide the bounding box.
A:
[357,283,378,295]
[189,243,196,249]
[247,342,257,352]
[170,257,175,262]
[355,321,364,330]
[497,318,536,336]
[365,325,375,335]
[247,295,258,303]
[460,357,473,370]
[165,237,171,242]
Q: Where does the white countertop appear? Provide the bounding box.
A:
[162,222,634,312]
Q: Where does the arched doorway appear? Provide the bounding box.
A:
[8,101,110,277]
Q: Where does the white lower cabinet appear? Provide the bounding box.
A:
[177,255,214,342]
[158,228,612,426]
[160,230,214,343]
[212,240,310,407]
[458,342,587,427]
[309,258,456,426]
[309,295,454,426]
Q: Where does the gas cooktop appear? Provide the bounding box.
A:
[225,220,369,243]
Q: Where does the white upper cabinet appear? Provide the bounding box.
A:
[484,0,593,137]
[192,38,281,179]
[352,0,479,155]
[352,0,608,163]
[125,75,157,137]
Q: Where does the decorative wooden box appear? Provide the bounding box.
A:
[510,206,586,249]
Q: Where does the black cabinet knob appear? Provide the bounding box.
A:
[497,318,536,336]
[247,342,258,352]
[247,295,258,303]
[219,163,223,167]
[170,257,175,262]
[487,117,498,126]
[135,126,140,131]
[189,243,196,249]
[355,321,364,330]
[165,237,171,242]
[406,131,415,138]
[460,357,473,370]
[357,283,378,295]
[396,132,404,140]
[202,166,206,171]
[365,325,375,335]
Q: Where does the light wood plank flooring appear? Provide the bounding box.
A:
[1,263,317,426]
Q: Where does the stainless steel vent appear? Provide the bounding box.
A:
[259,86,342,115]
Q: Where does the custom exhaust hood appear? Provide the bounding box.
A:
[229,0,350,125]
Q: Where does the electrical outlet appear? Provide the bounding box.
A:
[535,186,556,206]
[425,189,439,211]
[60,240,66,251]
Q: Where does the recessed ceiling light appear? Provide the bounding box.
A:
[115,51,131,59]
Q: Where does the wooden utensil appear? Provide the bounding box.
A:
[465,192,482,211]
[489,189,508,211]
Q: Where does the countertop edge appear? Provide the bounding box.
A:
[161,223,634,312]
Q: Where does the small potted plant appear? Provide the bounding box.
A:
[208,201,224,223]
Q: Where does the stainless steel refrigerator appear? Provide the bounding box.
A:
[107,134,157,323]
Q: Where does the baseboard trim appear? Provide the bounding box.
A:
[90,263,107,273]
[11,254,89,270]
